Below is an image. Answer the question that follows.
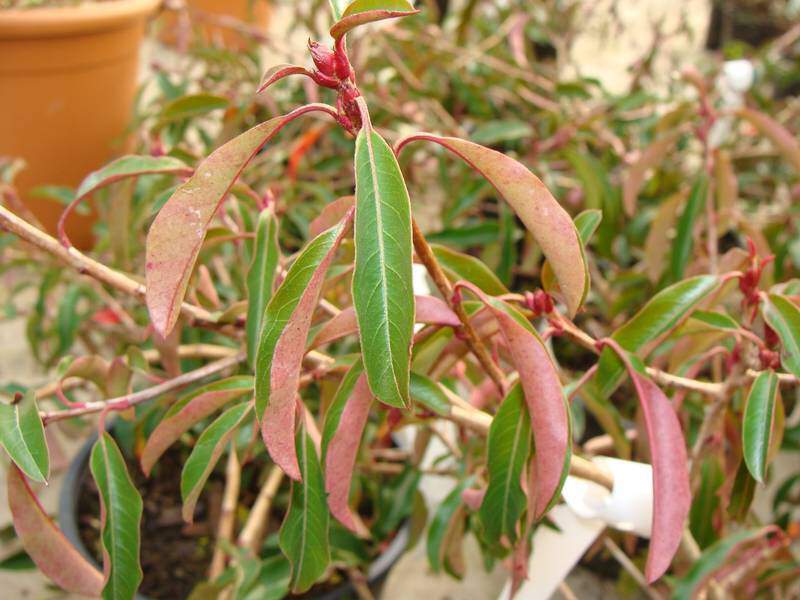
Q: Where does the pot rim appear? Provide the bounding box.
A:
[0,0,162,39]
[58,426,410,600]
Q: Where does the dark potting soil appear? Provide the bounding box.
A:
[77,446,218,599]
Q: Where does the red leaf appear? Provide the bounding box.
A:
[262,211,353,480]
[309,196,355,238]
[8,465,104,597]
[257,64,317,94]
[632,372,691,582]
[324,373,372,536]
[145,104,337,337]
[310,295,459,350]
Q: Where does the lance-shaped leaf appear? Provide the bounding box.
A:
[459,282,570,518]
[409,371,452,416]
[737,107,800,172]
[246,208,280,366]
[145,103,336,336]
[397,134,588,316]
[140,375,253,475]
[321,361,372,536]
[541,209,602,296]
[742,370,780,483]
[181,402,252,522]
[280,427,330,594]
[159,93,229,123]
[310,295,458,350]
[8,465,104,596]
[257,64,317,94]
[430,244,508,295]
[427,477,474,573]
[761,294,800,379]
[0,391,48,483]
[256,212,353,480]
[606,345,690,583]
[622,129,682,216]
[90,432,144,600]
[479,384,530,548]
[309,195,355,238]
[595,275,720,397]
[672,527,776,599]
[353,121,415,409]
[330,0,419,39]
[671,176,706,281]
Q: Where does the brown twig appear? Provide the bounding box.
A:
[237,465,284,554]
[209,444,241,579]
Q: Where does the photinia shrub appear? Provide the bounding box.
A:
[1,1,799,599]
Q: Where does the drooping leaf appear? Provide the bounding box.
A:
[141,375,253,475]
[742,370,780,483]
[622,129,682,216]
[181,402,252,523]
[256,212,353,480]
[246,207,280,366]
[257,65,316,94]
[7,465,104,596]
[160,93,229,123]
[615,355,690,583]
[761,294,800,379]
[409,371,452,416]
[330,0,419,39]
[460,282,570,518]
[280,427,330,594]
[0,391,48,483]
[353,125,414,409]
[672,528,774,599]
[90,432,144,600]
[321,361,372,536]
[670,176,707,281]
[75,155,191,201]
[479,384,530,549]
[145,104,335,336]
[310,295,458,350]
[737,107,800,172]
[595,275,720,396]
[427,477,474,573]
[397,134,589,316]
[430,244,508,295]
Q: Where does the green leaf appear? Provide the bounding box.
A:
[470,120,533,146]
[622,129,682,216]
[595,275,719,396]
[256,214,352,479]
[353,126,414,409]
[328,0,350,20]
[479,384,530,549]
[742,370,780,483]
[409,372,452,416]
[330,0,419,38]
[160,93,229,123]
[683,310,740,334]
[75,155,190,201]
[431,244,508,295]
[181,402,252,522]
[574,209,603,244]
[238,555,291,600]
[0,391,49,482]
[246,208,280,366]
[279,427,330,594]
[689,457,723,548]
[427,477,474,572]
[90,432,143,600]
[761,294,800,378]
[375,465,421,538]
[670,177,706,281]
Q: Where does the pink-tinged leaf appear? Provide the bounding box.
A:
[330,0,419,39]
[7,465,104,597]
[309,195,355,238]
[257,64,317,94]
[458,282,570,518]
[461,487,486,511]
[321,363,372,536]
[397,134,588,316]
[145,103,337,337]
[140,376,254,476]
[622,129,682,217]
[256,212,354,480]
[310,295,459,350]
[738,107,800,172]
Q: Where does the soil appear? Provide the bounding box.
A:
[77,446,219,600]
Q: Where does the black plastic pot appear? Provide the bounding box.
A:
[59,431,410,600]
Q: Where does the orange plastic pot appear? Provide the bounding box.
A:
[0,0,160,248]
[159,0,270,49]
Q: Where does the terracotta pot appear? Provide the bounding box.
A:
[0,0,161,248]
[159,0,270,49]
